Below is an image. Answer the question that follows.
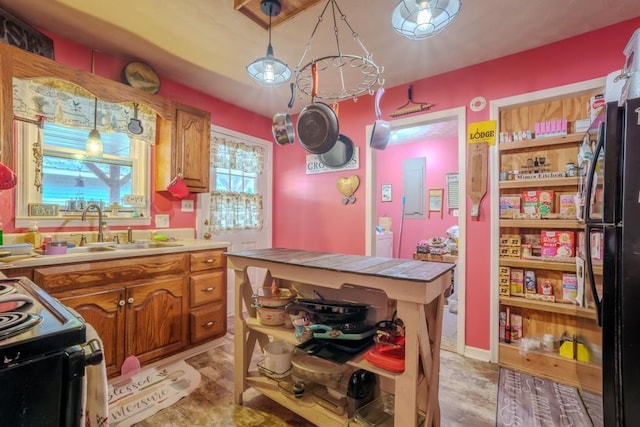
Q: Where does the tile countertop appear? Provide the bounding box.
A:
[0,239,231,270]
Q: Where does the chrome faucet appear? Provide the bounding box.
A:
[81,203,104,242]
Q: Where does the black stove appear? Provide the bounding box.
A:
[0,277,85,365]
[0,277,97,427]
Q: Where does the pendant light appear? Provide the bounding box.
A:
[85,97,103,158]
[246,0,291,87]
[391,0,461,40]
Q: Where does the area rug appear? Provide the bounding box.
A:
[108,359,201,427]
[496,368,594,427]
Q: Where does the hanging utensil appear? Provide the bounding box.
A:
[272,83,296,146]
[297,62,339,154]
[390,85,434,118]
[370,87,390,150]
[128,103,143,135]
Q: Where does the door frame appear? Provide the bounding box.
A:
[365,106,467,355]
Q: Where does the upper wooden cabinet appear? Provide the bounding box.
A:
[156,102,211,193]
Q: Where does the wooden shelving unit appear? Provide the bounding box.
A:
[496,92,603,394]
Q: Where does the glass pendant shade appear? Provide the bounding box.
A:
[86,98,103,157]
[247,44,291,87]
[392,0,461,40]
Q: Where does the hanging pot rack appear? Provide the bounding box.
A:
[294,0,384,102]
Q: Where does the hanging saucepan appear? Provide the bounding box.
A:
[272,83,296,146]
[297,62,339,154]
[319,133,355,168]
[370,87,390,150]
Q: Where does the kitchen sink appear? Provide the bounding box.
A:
[65,246,116,254]
[111,241,184,250]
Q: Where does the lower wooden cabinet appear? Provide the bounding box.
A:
[28,247,227,377]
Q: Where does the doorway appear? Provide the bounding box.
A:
[365,107,467,354]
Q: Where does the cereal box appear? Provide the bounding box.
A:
[522,190,554,215]
[541,230,575,258]
[524,270,537,294]
[562,273,579,304]
[510,313,523,341]
[510,268,524,296]
[500,195,521,218]
[558,193,576,216]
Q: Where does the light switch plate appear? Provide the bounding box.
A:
[181,199,194,212]
[155,214,170,228]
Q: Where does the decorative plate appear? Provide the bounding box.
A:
[121,61,160,94]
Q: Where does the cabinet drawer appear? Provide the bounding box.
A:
[190,302,225,343]
[190,271,224,307]
[190,249,225,272]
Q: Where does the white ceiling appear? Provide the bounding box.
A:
[1,0,639,122]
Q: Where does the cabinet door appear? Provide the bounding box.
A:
[176,104,210,193]
[57,287,126,377]
[126,276,188,365]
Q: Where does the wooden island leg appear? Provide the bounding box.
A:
[394,300,422,427]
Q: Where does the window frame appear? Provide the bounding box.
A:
[14,120,152,229]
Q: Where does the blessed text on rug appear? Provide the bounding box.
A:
[497,368,593,427]
[108,359,201,427]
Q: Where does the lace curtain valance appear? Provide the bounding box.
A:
[211,136,264,174]
[12,78,157,145]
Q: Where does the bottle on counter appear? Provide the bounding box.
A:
[505,307,512,344]
[101,220,109,241]
[25,222,42,249]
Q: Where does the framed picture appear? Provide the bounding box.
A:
[428,188,444,218]
[381,184,392,202]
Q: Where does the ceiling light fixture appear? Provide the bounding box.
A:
[294,0,384,101]
[391,0,461,40]
[86,97,103,158]
[246,0,291,87]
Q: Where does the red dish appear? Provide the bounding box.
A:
[363,345,405,373]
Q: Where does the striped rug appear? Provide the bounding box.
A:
[496,368,597,427]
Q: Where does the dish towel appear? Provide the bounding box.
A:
[80,322,110,427]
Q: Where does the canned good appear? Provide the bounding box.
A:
[566,162,576,177]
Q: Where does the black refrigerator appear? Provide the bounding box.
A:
[580,96,640,426]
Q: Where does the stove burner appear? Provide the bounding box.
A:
[0,284,15,297]
[0,312,42,340]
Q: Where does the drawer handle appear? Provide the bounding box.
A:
[201,287,216,293]
[203,321,216,328]
[118,300,125,307]
[127,297,134,304]
[204,259,215,263]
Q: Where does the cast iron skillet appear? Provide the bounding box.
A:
[319,133,355,168]
[297,62,339,154]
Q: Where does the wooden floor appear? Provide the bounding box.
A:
[130,320,499,427]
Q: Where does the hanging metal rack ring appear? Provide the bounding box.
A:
[295,55,384,100]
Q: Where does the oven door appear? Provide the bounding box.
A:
[1,346,86,427]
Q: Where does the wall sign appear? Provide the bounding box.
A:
[28,203,59,217]
[306,147,359,175]
[428,188,443,218]
[0,8,54,59]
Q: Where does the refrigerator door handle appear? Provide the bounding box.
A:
[584,223,603,326]
[584,122,605,225]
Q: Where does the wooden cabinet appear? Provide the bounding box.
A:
[497,92,603,393]
[25,247,226,377]
[188,249,226,343]
[156,102,211,194]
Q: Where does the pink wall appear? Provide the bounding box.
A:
[275,17,640,351]
[1,32,273,236]
[375,138,458,259]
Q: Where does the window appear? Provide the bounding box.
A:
[13,77,154,228]
[209,135,264,230]
[15,120,150,226]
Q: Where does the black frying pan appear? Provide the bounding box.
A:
[297,62,339,154]
[319,133,355,168]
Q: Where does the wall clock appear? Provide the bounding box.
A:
[121,61,160,94]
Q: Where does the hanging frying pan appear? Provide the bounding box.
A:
[319,133,355,168]
[272,83,296,146]
[370,87,390,150]
[297,62,339,154]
